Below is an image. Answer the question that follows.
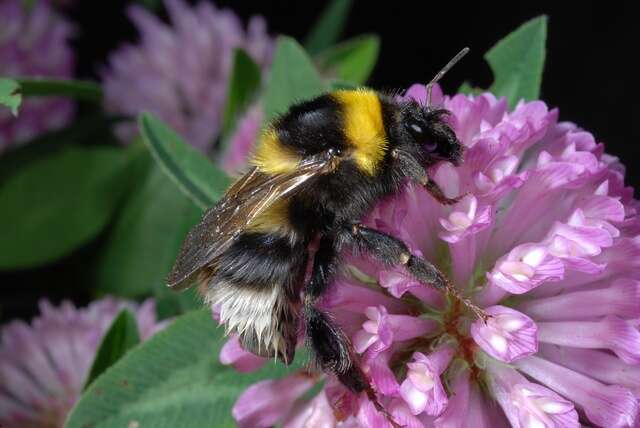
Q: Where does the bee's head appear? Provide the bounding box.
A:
[401,102,463,166]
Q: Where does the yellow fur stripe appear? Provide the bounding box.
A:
[333,89,388,175]
[252,128,301,174]
[246,199,293,236]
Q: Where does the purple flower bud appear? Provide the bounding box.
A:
[378,269,444,307]
[399,346,454,416]
[474,155,528,202]
[102,0,273,152]
[353,306,437,357]
[471,306,538,363]
[439,195,492,244]
[0,298,163,427]
[488,243,564,295]
[0,0,75,151]
[487,360,579,428]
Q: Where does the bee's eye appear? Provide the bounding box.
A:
[410,123,423,134]
[425,141,438,152]
[328,147,342,157]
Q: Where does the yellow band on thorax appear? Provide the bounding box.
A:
[252,128,301,175]
[333,89,388,175]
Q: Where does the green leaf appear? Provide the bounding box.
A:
[16,78,103,102]
[0,145,134,270]
[264,37,326,121]
[329,79,360,91]
[139,112,230,210]
[458,81,482,96]
[154,287,202,319]
[304,0,353,54]
[486,16,547,108]
[221,49,261,141]
[137,0,162,10]
[93,158,203,300]
[316,35,380,85]
[66,309,307,428]
[0,78,22,116]
[84,310,141,391]
[0,114,123,185]
[21,0,36,10]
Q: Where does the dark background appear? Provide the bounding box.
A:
[1,1,636,322]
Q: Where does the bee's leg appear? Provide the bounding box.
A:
[304,305,401,426]
[391,148,465,205]
[303,235,367,389]
[303,304,367,391]
[343,223,488,321]
[303,235,400,425]
[304,234,338,302]
[423,177,466,206]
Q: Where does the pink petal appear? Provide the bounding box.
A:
[516,356,638,428]
[537,316,640,364]
[433,369,470,427]
[232,373,316,428]
[488,244,564,294]
[219,335,266,373]
[487,360,579,428]
[356,396,393,428]
[367,352,400,396]
[518,278,640,320]
[378,269,444,308]
[354,306,436,357]
[283,392,336,428]
[539,344,640,396]
[221,105,262,174]
[471,306,538,363]
[388,399,428,428]
[439,196,492,244]
[400,346,455,414]
[403,83,444,106]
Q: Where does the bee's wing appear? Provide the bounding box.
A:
[167,154,333,290]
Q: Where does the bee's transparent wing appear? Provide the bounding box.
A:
[167,154,333,290]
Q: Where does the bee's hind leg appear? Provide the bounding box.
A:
[303,235,367,390]
[303,235,401,425]
[342,222,488,322]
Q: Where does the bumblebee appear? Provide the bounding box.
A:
[168,49,483,399]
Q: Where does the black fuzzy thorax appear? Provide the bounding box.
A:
[210,91,410,295]
[210,90,444,289]
[279,92,411,235]
[272,94,348,157]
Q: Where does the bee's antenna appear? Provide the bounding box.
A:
[426,47,470,107]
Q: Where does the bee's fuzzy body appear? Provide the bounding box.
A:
[206,91,400,361]
[170,87,466,397]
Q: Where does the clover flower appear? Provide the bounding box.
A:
[220,104,262,175]
[0,298,164,428]
[0,0,75,152]
[219,84,640,427]
[102,0,273,152]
